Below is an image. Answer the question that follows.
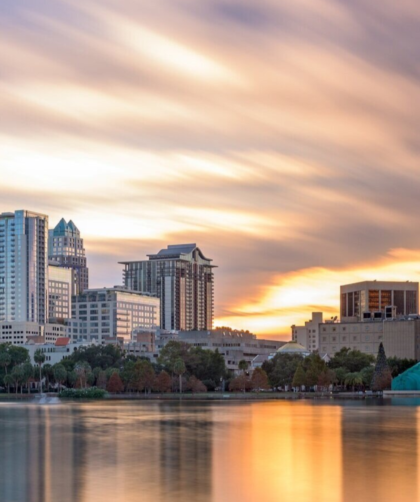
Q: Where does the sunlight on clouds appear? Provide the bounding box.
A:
[219,249,420,337]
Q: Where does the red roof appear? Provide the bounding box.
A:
[55,337,71,347]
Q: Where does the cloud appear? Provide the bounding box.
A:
[2,0,420,338]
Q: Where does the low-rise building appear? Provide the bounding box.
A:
[68,287,160,342]
[24,338,91,365]
[140,328,284,373]
[0,321,68,345]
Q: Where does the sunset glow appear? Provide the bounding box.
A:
[2,0,420,339]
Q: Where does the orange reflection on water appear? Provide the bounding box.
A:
[213,402,343,502]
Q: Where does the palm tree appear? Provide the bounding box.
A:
[53,364,67,392]
[345,372,363,392]
[238,360,249,374]
[173,358,186,394]
[34,349,46,394]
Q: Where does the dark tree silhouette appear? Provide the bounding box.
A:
[371,343,392,391]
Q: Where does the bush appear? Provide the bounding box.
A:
[59,387,108,399]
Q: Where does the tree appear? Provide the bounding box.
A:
[8,346,30,366]
[34,349,46,394]
[229,374,251,392]
[188,376,207,393]
[158,341,190,373]
[3,374,14,394]
[262,353,304,388]
[53,364,67,392]
[371,343,392,391]
[96,370,107,390]
[387,357,418,378]
[74,361,92,389]
[107,372,124,393]
[0,352,11,376]
[238,360,249,374]
[173,358,186,394]
[334,367,348,386]
[317,370,336,390]
[292,363,306,389]
[22,362,34,394]
[303,353,327,387]
[345,372,363,392]
[42,364,53,391]
[251,368,269,391]
[153,371,172,393]
[360,366,375,388]
[328,347,375,373]
[10,365,24,394]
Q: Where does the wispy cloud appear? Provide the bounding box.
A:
[2,0,420,338]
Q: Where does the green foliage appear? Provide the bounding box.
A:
[70,344,124,370]
[334,367,348,385]
[345,372,364,390]
[360,366,375,387]
[34,349,46,365]
[303,354,327,387]
[371,343,392,391]
[158,341,190,373]
[292,363,306,388]
[262,353,304,388]
[387,357,418,378]
[59,387,108,399]
[238,360,249,373]
[328,347,375,373]
[53,364,67,390]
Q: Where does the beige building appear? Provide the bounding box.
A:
[340,281,419,322]
[291,312,323,352]
[319,318,420,360]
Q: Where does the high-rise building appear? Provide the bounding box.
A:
[48,264,72,322]
[48,218,89,295]
[120,244,215,331]
[340,281,419,322]
[0,210,49,324]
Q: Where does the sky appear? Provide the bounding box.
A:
[2,0,420,340]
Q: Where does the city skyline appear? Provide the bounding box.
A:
[3,1,420,339]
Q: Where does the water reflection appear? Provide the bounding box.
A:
[0,400,419,502]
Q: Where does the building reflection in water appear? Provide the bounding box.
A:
[2,400,420,502]
[340,402,419,502]
[0,401,213,502]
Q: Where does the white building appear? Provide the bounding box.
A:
[0,210,49,324]
[24,338,91,365]
[68,287,160,342]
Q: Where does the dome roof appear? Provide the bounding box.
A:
[277,342,310,354]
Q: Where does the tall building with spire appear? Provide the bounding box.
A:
[120,244,215,331]
[48,219,89,296]
[0,210,49,323]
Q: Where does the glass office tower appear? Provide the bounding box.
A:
[0,210,49,323]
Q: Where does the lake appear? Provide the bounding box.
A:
[0,398,418,502]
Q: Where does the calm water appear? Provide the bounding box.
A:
[0,398,419,502]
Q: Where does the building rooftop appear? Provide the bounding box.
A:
[120,243,215,265]
[277,341,310,354]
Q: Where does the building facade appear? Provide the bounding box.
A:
[68,287,160,342]
[48,218,89,296]
[120,244,215,331]
[291,312,323,352]
[340,281,419,322]
[48,264,72,322]
[0,321,67,345]
[0,210,49,324]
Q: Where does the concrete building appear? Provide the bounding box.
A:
[291,312,324,352]
[48,264,72,323]
[319,318,420,360]
[68,287,160,342]
[0,210,49,324]
[120,243,215,331]
[48,218,89,296]
[138,328,284,373]
[340,281,419,322]
[0,321,67,345]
